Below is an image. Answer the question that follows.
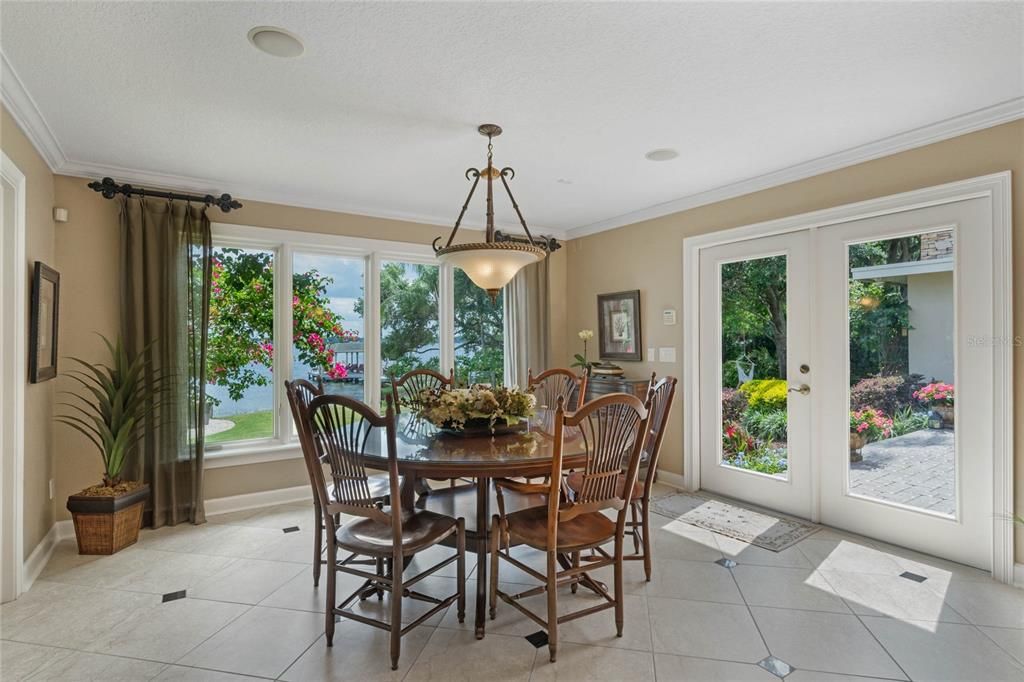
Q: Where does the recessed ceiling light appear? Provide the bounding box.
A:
[645,148,679,162]
[556,178,573,185]
[247,26,304,58]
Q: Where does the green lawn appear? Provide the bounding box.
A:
[207,410,275,444]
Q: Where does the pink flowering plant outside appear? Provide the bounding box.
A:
[206,248,357,402]
[913,382,954,407]
[850,407,894,442]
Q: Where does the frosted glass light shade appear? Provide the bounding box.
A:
[436,242,545,300]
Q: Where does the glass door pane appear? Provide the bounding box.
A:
[719,255,789,479]
[380,261,441,398]
[454,268,504,385]
[847,232,955,516]
[291,253,366,403]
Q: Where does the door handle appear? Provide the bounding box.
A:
[788,384,810,395]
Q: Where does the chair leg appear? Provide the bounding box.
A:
[488,515,500,620]
[390,551,403,671]
[570,551,580,594]
[457,518,466,623]
[375,557,385,600]
[641,497,653,582]
[325,538,337,646]
[312,500,323,587]
[630,501,641,555]
[546,549,558,663]
[614,534,624,638]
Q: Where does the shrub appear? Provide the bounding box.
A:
[725,445,788,476]
[721,389,748,423]
[850,407,894,442]
[891,406,930,437]
[722,422,755,456]
[743,408,788,443]
[913,382,954,406]
[738,379,787,411]
[849,374,924,415]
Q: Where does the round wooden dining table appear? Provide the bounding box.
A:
[358,408,588,639]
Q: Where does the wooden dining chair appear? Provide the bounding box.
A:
[567,373,678,580]
[285,379,392,588]
[390,367,462,492]
[528,367,588,411]
[488,393,651,663]
[305,393,466,671]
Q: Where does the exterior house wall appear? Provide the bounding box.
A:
[907,271,955,383]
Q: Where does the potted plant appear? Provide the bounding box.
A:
[849,407,894,462]
[415,384,536,437]
[56,335,160,555]
[913,382,954,427]
[570,329,595,375]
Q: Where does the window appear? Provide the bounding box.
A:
[204,224,508,460]
[454,268,504,385]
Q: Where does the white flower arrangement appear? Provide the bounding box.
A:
[416,384,536,431]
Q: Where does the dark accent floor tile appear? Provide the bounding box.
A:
[525,630,549,648]
[162,590,187,603]
[282,526,301,533]
[900,571,927,583]
[757,655,794,678]
[715,557,738,569]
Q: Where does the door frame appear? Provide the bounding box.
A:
[682,171,1014,583]
[1,151,27,602]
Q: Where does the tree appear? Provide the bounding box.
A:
[206,248,356,402]
[720,256,788,379]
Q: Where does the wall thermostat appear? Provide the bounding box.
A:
[662,309,677,325]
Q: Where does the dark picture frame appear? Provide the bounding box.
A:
[597,289,642,361]
[29,261,60,383]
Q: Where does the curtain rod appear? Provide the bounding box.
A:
[494,230,561,252]
[87,177,243,213]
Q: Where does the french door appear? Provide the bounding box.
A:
[698,197,995,569]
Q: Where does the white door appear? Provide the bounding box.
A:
[698,232,813,519]
[698,197,995,570]
[816,198,992,570]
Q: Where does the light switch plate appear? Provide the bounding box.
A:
[647,348,655,359]
[658,347,676,363]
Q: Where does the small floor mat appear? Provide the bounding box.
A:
[653,491,820,551]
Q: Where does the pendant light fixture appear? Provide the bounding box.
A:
[434,124,550,302]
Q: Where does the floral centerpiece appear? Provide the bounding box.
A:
[849,407,894,462]
[417,384,537,436]
[913,381,954,426]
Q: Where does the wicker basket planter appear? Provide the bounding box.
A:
[849,431,868,463]
[67,483,149,555]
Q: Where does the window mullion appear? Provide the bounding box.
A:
[366,252,381,409]
[439,263,455,381]
[277,243,293,444]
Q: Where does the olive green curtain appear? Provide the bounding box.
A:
[503,257,550,388]
[120,197,211,527]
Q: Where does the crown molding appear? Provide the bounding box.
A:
[566,96,1024,239]
[0,51,66,170]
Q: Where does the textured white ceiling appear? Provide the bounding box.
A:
[2,2,1022,236]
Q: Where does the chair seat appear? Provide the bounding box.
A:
[327,476,395,504]
[336,508,457,556]
[565,471,644,501]
[505,505,616,552]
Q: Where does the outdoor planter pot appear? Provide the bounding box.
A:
[849,431,868,463]
[933,404,954,428]
[67,482,149,555]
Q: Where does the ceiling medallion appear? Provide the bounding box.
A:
[434,124,553,302]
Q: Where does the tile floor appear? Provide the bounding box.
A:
[3,484,1024,681]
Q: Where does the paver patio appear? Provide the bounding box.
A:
[849,428,955,515]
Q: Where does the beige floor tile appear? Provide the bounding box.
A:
[210,503,314,530]
[281,626,432,681]
[981,626,1024,666]
[643,558,744,604]
[819,569,966,623]
[0,581,159,650]
[441,581,539,637]
[732,565,849,613]
[796,537,903,575]
[177,605,323,678]
[715,536,812,569]
[26,651,167,681]
[750,606,906,680]
[785,671,905,682]
[648,597,768,663]
[343,575,457,627]
[405,628,537,681]
[932,579,1024,628]
[645,515,724,563]
[152,665,266,681]
[403,543,472,580]
[189,558,305,604]
[86,597,249,663]
[0,641,74,681]
[863,616,1024,682]
[242,529,317,564]
[653,654,777,681]
[869,540,995,587]
[531,643,655,681]
[555,592,652,652]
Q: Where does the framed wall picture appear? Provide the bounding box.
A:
[29,261,60,383]
[597,289,642,361]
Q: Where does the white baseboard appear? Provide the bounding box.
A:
[1014,563,1024,589]
[204,484,312,517]
[655,469,689,491]
[22,521,74,592]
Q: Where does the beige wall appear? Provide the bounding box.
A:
[565,119,1024,557]
[51,175,569,510]
[1,107,57,559]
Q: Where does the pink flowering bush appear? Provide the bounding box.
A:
[913,382,954,406]
[850,407,894,442]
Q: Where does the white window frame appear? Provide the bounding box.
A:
[204,222,452,468]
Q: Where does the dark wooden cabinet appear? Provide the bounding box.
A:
[582,374,649,403]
